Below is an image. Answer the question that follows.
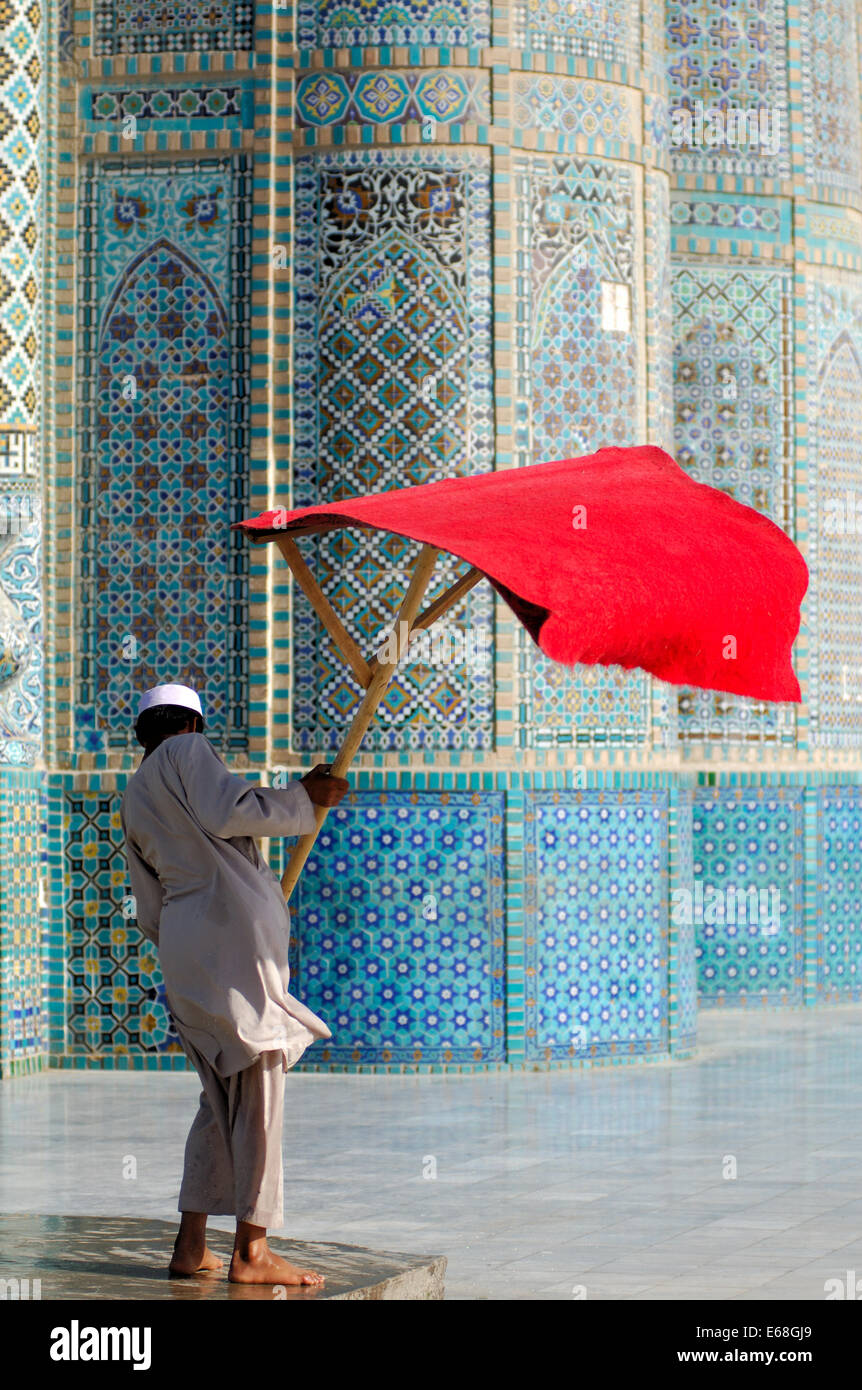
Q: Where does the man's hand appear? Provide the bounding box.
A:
[301,764,350,807]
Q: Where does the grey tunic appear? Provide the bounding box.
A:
[120,731,331,1077]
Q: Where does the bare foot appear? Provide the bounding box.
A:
[169,1245,224,1277]
[229,1247,325,1286]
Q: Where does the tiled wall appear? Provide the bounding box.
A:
[49,771,696,1072]
[5,2,862,1076]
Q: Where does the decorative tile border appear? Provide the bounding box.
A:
[87,85,244,122]
[294,68,490,127]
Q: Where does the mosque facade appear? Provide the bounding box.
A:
[1,1,861,1077]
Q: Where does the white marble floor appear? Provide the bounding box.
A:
[3,1006,862,1301]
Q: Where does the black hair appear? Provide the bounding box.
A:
[135,703,205,754]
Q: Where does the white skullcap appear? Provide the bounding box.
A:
[137,683,203,718]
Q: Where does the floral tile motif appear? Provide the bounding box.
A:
[524,791,670,1061]
[295,70,489,128]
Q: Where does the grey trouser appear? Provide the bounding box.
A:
[176,1031,286,1228]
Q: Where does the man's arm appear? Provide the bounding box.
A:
[121,821,165,946]
[164,732,319,840]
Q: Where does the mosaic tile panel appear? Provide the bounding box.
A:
[64,790,183,1062]
[523,791,669,1062]
[512,154,649,747]
[673,789,697,1049]
[671,264,794,744]
[801,1,862,192]
[806,279,862,748]
[667,0,790,178]
[816,788,862,1000]
[292,150,494,752]
[295,70,489,128]
[90,88,242,123]
[0,491,41,764]
[692,789,804,1004]
[512,0,640,65]
[0,774,45,1073]
[291,791,505,1067]
[296,0,491,48]
[0,0,42,430]
[76,158,251,753]
[511,76,636,142]
[92,0,254,57]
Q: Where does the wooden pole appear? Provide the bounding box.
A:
[281,542,440,902]
[275,535,372,689]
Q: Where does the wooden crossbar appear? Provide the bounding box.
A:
[275,535,372,689]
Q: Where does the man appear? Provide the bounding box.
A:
[120,682,349,1286]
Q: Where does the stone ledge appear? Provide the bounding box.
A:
[0,1214,446,1301]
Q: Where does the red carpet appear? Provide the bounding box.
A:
[234,446,808,702]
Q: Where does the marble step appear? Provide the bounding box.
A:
[0,1213,446,1301]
